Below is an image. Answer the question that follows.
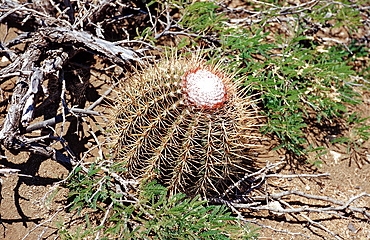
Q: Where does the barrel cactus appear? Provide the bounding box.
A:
[110,54,261,196]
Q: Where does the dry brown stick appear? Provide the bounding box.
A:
[228,204,310,238]
[95,202,113,240]
[36,226,48,240]
[25,79,116,133]
[80,117,104,159]
[270,190,370,218]
[0,2,70,27]
[25,115,73,133]
[39,27,142,66]
[279,199,342,240]
[0,168,20,174]
[154,3,173,40]
[63,0,75,23]
[1,3,141,65]
[20,68,43,127]
[58,71,68,140]
[220,161,284,198]
[0,71,31,80]
[101,166,139,195]
[232,191,370,218]
[265,173,330,178]
[87,80,121,111]
[0,2,30,22]
[75,0,112,30]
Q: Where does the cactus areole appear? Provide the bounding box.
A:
[182,68,227,109]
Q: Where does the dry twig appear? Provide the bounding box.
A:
[210,162,370,239]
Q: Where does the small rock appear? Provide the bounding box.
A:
[330,150,342,164]
[1,56,9,63]
[268,201,285,217]
[348,222,357,233]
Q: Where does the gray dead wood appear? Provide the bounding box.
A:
[0,16,141,166]
[40,27,142,65]
[0,36,72,165]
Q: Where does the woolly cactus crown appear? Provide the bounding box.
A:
[182,67,228,109]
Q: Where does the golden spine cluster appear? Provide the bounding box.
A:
[110,55,261,196]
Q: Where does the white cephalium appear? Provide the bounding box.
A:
[183,69,227,108]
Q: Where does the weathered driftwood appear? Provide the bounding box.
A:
[0,1,141,167]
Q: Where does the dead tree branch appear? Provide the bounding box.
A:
[210,164,370,239]
[0,1,142,167]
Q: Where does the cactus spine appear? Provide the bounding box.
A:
[110,55,261,196]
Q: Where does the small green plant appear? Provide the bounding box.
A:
[62,164,257,239]
[125,181,257,240]
[179,1,226,34]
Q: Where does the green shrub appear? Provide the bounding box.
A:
[61,164,257,239]
[165,0,369,156]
